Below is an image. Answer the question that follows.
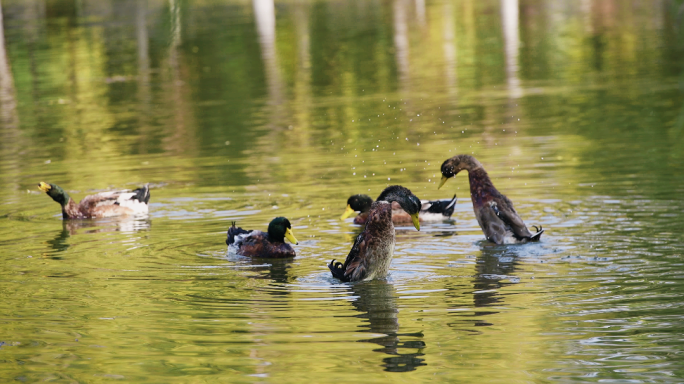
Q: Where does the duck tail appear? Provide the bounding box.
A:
[132,184,151,204]
[529,225,544,242]
[226,222,249,246]
[425,195,458,216]
[443,194,457,215]
[328,259,349,282]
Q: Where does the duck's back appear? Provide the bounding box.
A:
[78,186,150,218]
[230,230,295,258]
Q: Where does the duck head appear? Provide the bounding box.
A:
[268,217,298,244]
[38,182,70,207]
[376,185,421,231]
[438,154,483,189]
[340,194,374,220]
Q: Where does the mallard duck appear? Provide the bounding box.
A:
[438,154,543,244]
[226,217,298,258]
[38,182,150,219]
[341,193,457,224]
[329,185,421,282]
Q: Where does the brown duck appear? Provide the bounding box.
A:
[340,194,457,225]
[226,217,298,258]
[438,155,543,244]
[329,185,421,282]
[38,182,150,219]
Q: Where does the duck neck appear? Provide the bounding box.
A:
[366,201,394,231]
[61,199,81,219]
[468,167,496,208]
[458,154,484,172]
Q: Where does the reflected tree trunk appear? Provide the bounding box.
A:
[415,0,425,28]
[442,1,457,98]
[137,0,152,154]
[501,0,521,99]
[254,0,283,108]
[291,1,312,146]
[393,0,410,94]
[162,0,197,156]
[0,0,20,192]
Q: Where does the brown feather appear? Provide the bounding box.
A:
[232,231,296,258]
[442,155,543,244]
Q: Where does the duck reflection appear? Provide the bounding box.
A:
[350,280,427,372]
[471,244,521,310]
[244,258,294,286]
[446,243,523,331]
[44,217,151,257]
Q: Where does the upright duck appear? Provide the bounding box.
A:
[329,185,421,282]
[438,155,543,244]
[38,182,150,219]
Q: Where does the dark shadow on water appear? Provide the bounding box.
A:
[350,280,427,372]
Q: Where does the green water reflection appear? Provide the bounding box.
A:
[1,0,684,382]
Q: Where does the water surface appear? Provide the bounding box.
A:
[1,0,684,382]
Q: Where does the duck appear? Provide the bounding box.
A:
[438,154,543,244]
[38,182,150,219]
[340,193,457,224]
[329,185,421,282]
[226,217,298,258]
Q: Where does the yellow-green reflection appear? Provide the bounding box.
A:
[0,0,683,382]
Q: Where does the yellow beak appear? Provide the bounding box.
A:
[38,182,51,192]
[411,213,420,231]
[340,204,356,220]
[437,175,449,190]
[285,228,298,245]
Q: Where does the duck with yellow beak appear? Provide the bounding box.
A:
[438,154,543,244]
[329,185,421,282]
[226,217,299,258]
[341,193,457,225]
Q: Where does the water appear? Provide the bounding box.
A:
[1,0,684,382]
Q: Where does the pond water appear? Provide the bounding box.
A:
[1,0,684,382]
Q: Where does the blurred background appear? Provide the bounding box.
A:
[1,0,684,382]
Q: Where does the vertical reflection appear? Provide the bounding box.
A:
[393,0,410,93]
[415,0,426,28]
[136,0,152,154]
[290,1,312,145]
[442,1,457,96]
[580,0,592,34]
[351,281,427,372]
[169,0,181,71]
[254,0,283,106]
[137,1,150,104]
[163,0,196,155]
[501,0,521,99]
[0,0,20,192]
[0,1,18,125]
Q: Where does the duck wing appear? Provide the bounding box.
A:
[329,231,369,282]
[476,203,509,244]
[488,198,535,241]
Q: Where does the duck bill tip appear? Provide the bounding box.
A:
[437,176,448,190]
[411,213,420,231]
[285,228,299,245]
[340,205,356,220]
